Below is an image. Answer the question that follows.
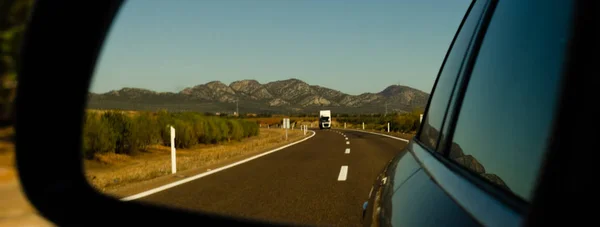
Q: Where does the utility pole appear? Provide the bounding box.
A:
[236,98,239,117]
[384,102,388,117]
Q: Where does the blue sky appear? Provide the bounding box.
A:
[91,0,471,95]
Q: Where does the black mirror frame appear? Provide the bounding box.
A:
[13,0,599,226]
[14,1,291,226]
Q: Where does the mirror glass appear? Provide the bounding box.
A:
[84,0,470,225]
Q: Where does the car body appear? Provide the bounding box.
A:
[361,0,575,226]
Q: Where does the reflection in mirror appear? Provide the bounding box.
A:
[83,0,469,225]
[448,142,511,191]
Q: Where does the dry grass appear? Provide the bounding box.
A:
[0,127,14,139]
[0,127,15,170]
[0,142,14,166]
[84,128,308,191]
[251,117,318,125]
[93,153,132,165]
[0,131,54,227]
[87,109,140,117]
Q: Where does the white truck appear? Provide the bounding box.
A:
[319,110,332,129]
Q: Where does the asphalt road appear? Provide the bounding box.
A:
[135,129,408,227]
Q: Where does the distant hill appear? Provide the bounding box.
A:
[87,78,430,114]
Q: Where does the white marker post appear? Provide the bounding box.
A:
[420,114,423,123]
[362,122,365,130]
[283,118,289,140]
[344,122,346,129]
[170,126,176,174]
[387,122,390,132]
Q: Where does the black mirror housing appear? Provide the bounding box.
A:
[14,1,288,226]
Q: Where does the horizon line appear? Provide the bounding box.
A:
[89,78,430,95]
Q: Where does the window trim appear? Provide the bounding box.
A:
[437,0,531,213]
[414,0,529,216]
[415,0,477,143]
[435,0,491,155]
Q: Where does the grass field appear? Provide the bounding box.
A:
[0,120,310,200]
[244,112,422,134]
[84,128,307,191]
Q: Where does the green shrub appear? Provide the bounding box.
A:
[82,110,261,155]
[157,111,174,146]
[227,119,244,141]
[205,118,222,144]
[132,112,160,150]
[172,119,196,148]
[82,112,117,159]
[101,111,134,154]
[190,116,207,144]
[217,118,230,143]
[243,121,259,137]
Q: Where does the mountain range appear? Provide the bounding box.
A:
[87,78,430,114]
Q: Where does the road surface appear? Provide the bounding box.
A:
[133,129,408,227]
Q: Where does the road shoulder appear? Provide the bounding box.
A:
[104,131,316,199]
[337,128,413,142]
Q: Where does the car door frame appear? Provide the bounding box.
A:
[435,1,600,226]
[364,0,508,225]
[414,0,597,227]
[411,0,530,224]
[407,0,527,225]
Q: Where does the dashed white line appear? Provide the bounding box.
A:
[346,141,350,145]
[345,137,348,140]
[345,148,350,154]
[338,166,348,181]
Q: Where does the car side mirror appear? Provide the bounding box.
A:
[13,1,285,226]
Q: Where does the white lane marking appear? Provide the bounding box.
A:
[345,148,350,154]
[338,166,348,181]
[345,137,348,140]
[121,130,318,201]
[339,129,410,142]
[346,141,350,144]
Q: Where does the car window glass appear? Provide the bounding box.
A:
[418,0,486,152]
[449,0,573,201]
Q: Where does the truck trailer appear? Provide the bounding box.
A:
[319,110,332,129]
